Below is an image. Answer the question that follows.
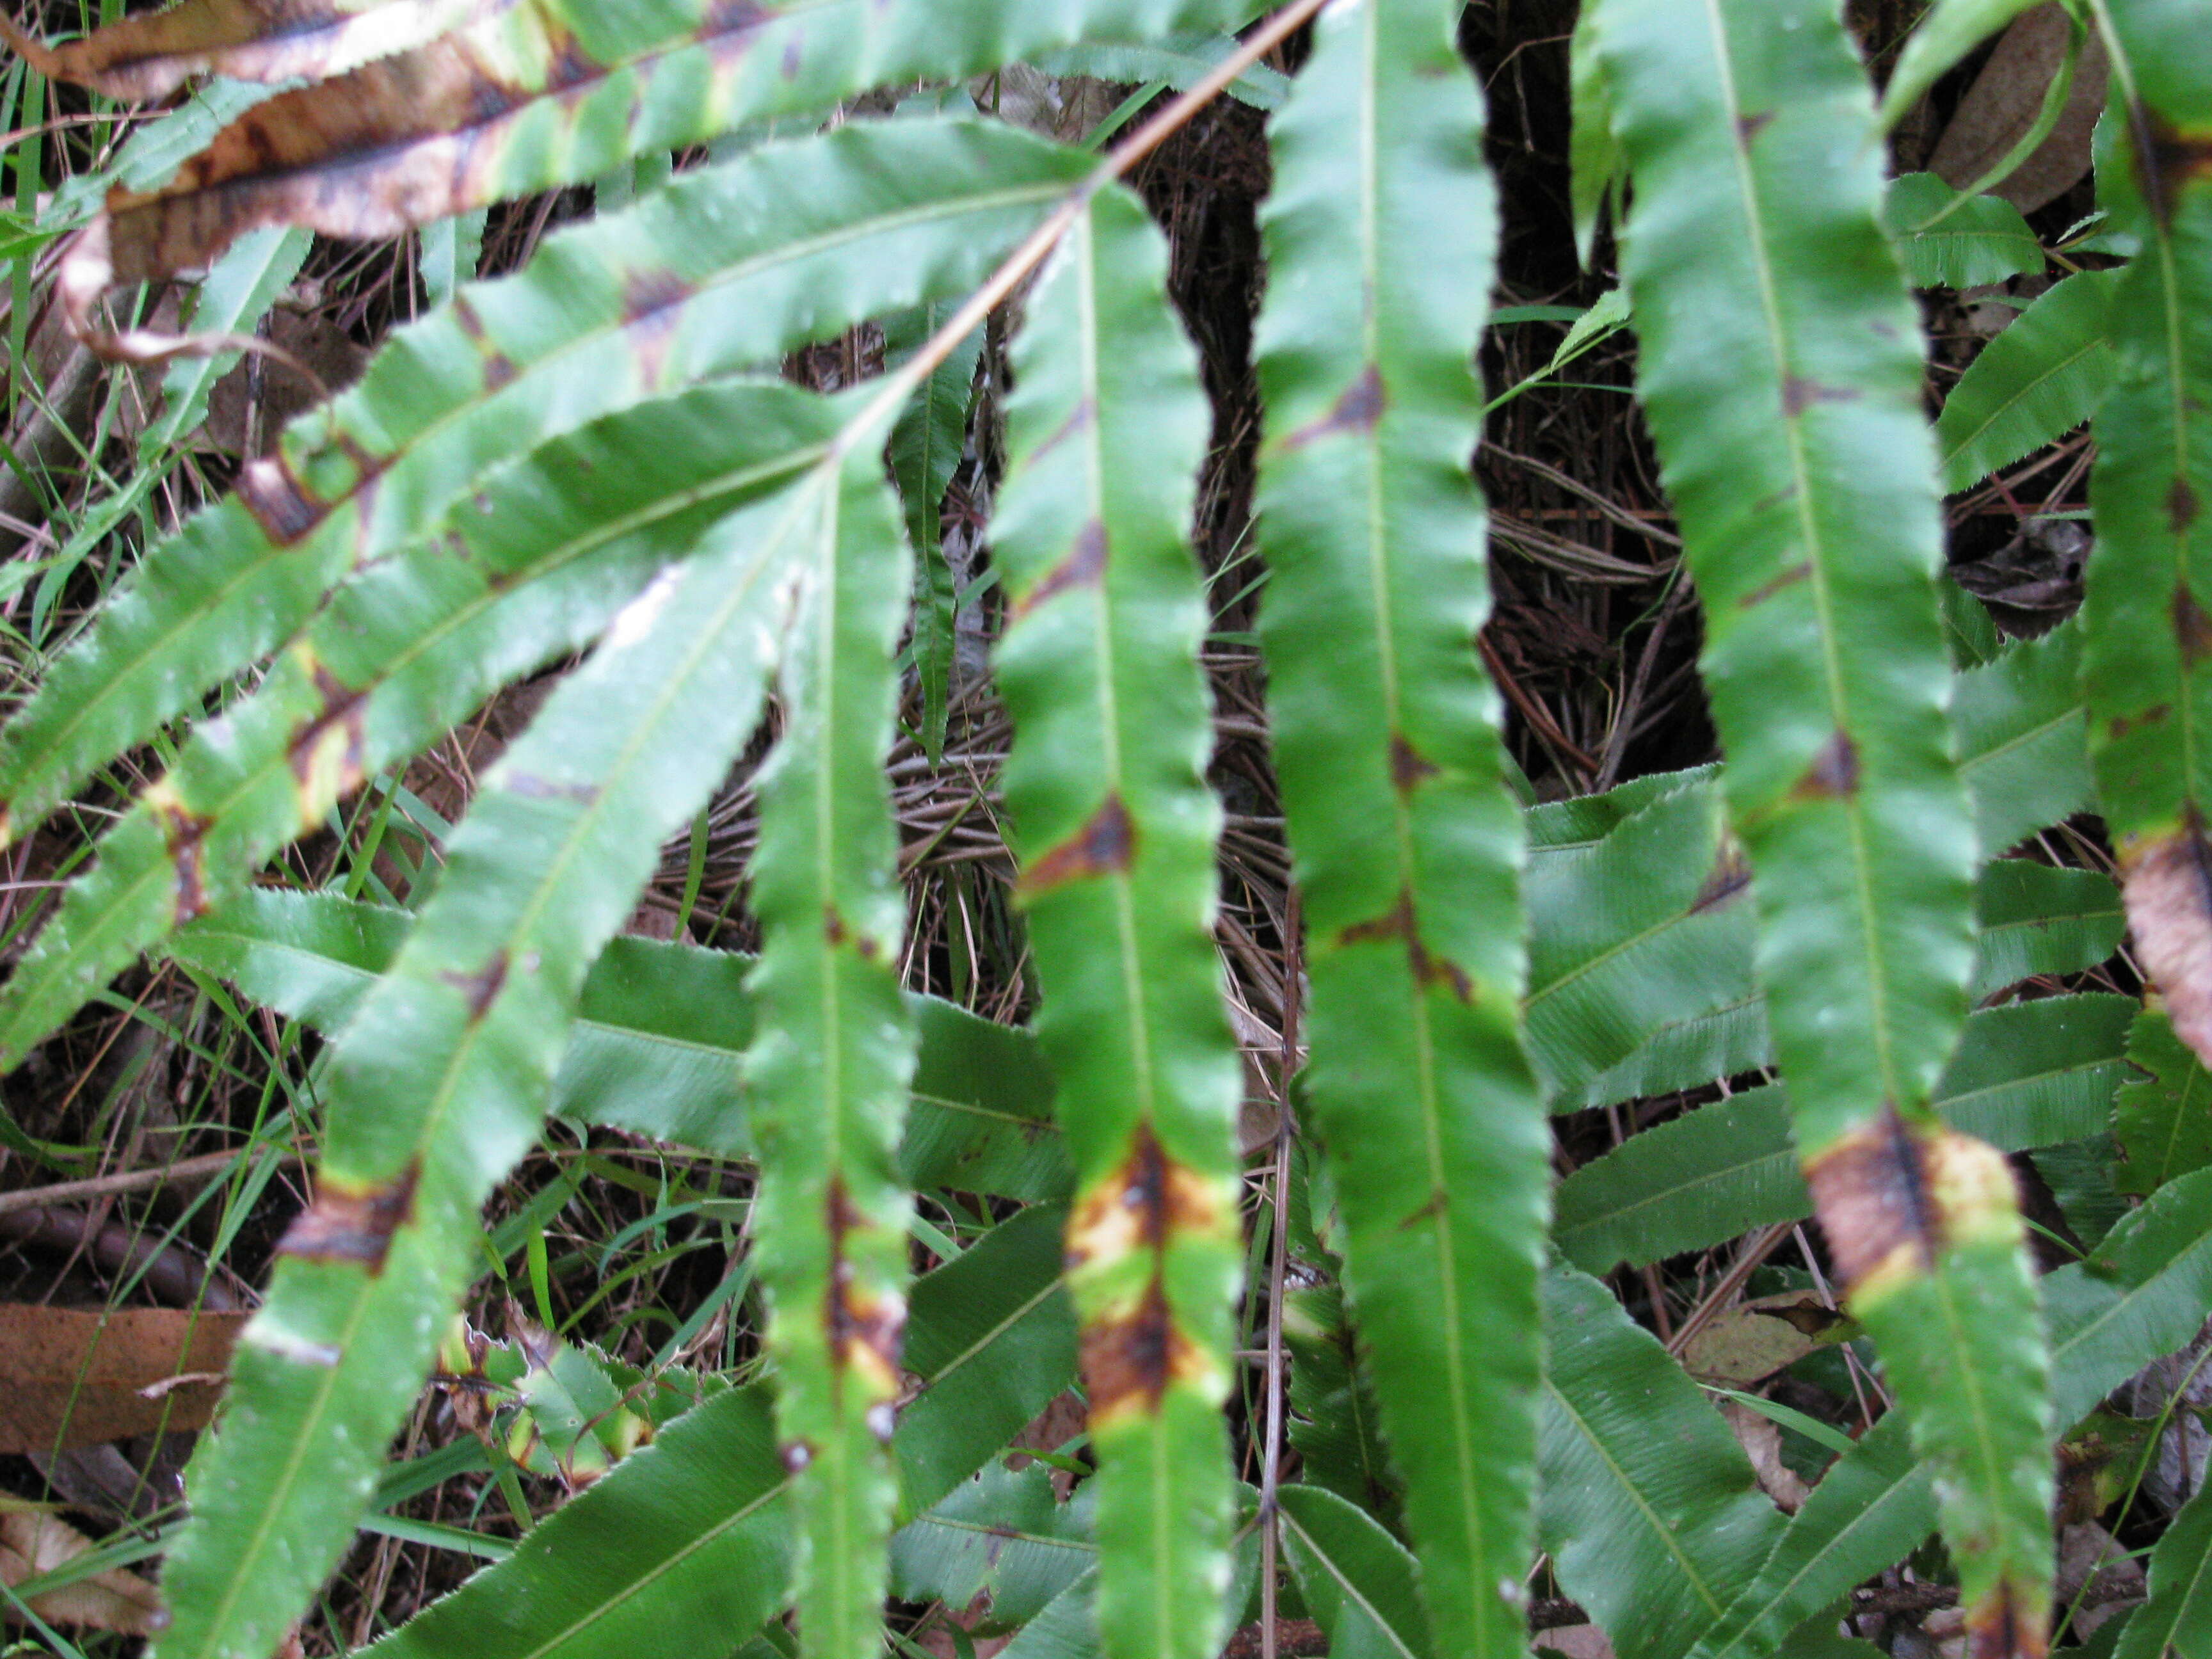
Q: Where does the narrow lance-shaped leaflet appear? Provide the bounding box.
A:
[1587,0,2053,1649]
[990,185,1244,1659]
[742,453,920,1659]
[0,121,1098,1072]
[2078,0,2212,1068]
[1253,4,1549,1655]
[154,458,843,1659]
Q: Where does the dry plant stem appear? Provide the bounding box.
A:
[830,0,1332,463]
[0,1145,291,1217]
[1260,891,1301,1659]
[1663,1221,1793,1357]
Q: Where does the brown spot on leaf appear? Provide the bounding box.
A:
[823,1176,902,1399]
[1080,1276,1206,1429]
[1279,365,1385,451]
[1805,1112,2022,1300]
[2110,703,2174,742]
[1804,1107,1943,1291]
[1793,730,1860,799]
[275,1158,421,1274]
[1388,732,1439,794]
[1397,1187,1448,1231]
[285,657,367,806]
[49,4,790,340]
[0,0,460,103]
[1029,396,1095,465]
[1339,888,1474,1002]
[1736,111,1776,147]
[439,949,509,1022]
[1781,377,1861,418]
[1066,1124,1228,1272]
[1014,518,1108,620]
[1965,1576,2047,1659]
[2134,107,2212,228]
[236,453,326,544]
[1018,794,1135,897]
[1740,561,1812,609]
[1690,840,1752,913]
[482,351,518,392]
[145,785,213,925]
[2173,475,2204,535]
[2176,585,2212,669]
[2121,815,2212,1069]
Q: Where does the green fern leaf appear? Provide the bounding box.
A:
[991,180,1242,1659]
[2115,1007,2212,1196]
[1937,269,2119,493]
[0,383,837,1072]
[1277,1484,1433,1659]
[156,460,848,1659]
[1589,0,2053,1639]
[2080,3,2212,1071]
[1251,6,1548,1655]
[1695,1163,2212,1659]
[1557,994,2136,1273]
[0,121,1091,858]
[1882,173,2044,289]
[2113,1477,2212,1659]
[166,888,1071,1200]
[1539,1265,1783,1659]
[743,453,918,1659]
[363,1383,792,1659]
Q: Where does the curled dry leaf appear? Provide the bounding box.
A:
[0,1507,166,1633]
[0,1304,247,1453]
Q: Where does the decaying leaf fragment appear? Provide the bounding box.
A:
[2118,818,2212,1070]
[0,1507,167,1633]
[0,1304,247,1453]
[34,0,796,344]
[0,0,479,102]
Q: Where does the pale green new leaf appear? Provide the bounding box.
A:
[364,1384,791,1659]
[1589,0,2051,1635]
[1539,1265,1783,1659]
[990,182,1242,1659]
[157,464,842,1659]
[1253,6,1548,1656]
[1937,269,2120,493]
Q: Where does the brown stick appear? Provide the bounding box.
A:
[0,1144,293,1217]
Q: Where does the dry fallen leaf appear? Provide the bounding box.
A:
[0,1505,166,1634]
[0,1304,246,1453]
[1926,2,2106,212]
[1681,1292,1851,1387]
